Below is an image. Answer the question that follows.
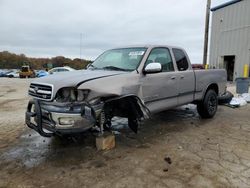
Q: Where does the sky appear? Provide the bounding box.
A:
[0,0,228,63]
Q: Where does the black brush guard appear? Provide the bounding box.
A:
[25,99,54,137]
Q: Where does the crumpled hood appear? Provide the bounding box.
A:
[32,69,126,96]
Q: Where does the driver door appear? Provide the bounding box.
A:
[141,47,178,113]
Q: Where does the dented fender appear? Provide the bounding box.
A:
[77,71,143,101]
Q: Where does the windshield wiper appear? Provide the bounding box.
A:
[88,64,104,70]
[87,64,97,69]
[102,66,131,71]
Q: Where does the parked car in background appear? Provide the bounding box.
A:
[19,65,35,78]
[36,70,49,78]
[192,64,205,70]
[6,70,20,78]
[48,66,75,75]
[0,70,12,77]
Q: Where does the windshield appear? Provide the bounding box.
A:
[90,48,147,71]
[22,67,29,72]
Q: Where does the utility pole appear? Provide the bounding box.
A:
[203,0,211,66]
[80,33,83,61]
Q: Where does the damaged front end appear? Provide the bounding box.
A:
[26,85,150,137]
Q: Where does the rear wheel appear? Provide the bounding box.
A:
[197,89,218,118]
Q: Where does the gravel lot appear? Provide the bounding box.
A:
[0,78,250,188]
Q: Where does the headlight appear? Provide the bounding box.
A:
[62,88,71,98]
[77,90,89,101]
[56,88,89,102]
[56,88,75,102]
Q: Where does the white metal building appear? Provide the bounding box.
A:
[209,0,250,81]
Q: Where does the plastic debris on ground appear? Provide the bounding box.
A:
[241,93,250,103]
[229,97,247,107]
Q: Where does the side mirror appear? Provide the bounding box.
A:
[144,62,162,74]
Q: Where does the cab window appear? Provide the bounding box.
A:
[146,48,174,72]
[59,68,68,72]
[172,49,189,71]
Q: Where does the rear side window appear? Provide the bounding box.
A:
[173,49,189,71]
[59,68,69,72]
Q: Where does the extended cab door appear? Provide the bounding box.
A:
[141,47,178,113]
[172,48,195,105]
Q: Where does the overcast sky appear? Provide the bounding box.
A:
[0,0,228,63]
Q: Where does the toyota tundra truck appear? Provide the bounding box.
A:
[26,45,227,137]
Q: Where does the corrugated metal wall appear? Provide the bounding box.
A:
[209,0,250,80]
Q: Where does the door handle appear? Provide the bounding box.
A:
[180,75,184,79]
[171,76,176,80]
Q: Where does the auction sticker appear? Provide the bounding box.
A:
[129,51,145,56]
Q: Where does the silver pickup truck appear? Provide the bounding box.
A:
[26,45,227,137]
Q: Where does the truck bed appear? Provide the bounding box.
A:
[194,69,227,101]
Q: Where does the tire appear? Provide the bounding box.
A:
[197,89,218,119]
[218,91,233,105]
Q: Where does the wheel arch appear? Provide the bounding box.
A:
[202,83,219,100]
[206,83,218,95]
[101,94,150,133]
[103,94,151,119]
[194,83,219,103]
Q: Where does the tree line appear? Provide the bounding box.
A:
[0,51,92,70]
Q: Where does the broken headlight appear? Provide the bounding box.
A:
[56,88,89,102]
[77,90,89,101]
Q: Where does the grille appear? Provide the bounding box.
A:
[28,83,53,101]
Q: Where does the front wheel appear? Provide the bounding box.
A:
[197,89,218,118]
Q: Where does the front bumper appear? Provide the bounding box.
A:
[25,99,99,137]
